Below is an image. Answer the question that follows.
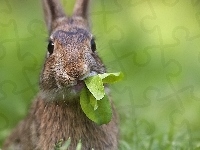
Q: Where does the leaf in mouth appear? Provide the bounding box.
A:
[80,72,123,125]
[80,87,112,125]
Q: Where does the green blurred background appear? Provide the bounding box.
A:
[1,0,200,149]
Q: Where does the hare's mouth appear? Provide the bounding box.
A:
[69,71,99,94]
[39,71,98,101]
[71,80,85,93]
[70,71,97,92]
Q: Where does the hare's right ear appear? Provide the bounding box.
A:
[42,0,67,33]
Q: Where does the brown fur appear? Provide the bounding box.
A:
[3,95,118,150]
[2,0,119,149]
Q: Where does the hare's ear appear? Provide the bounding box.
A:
[73,0,90,20]
[42,0,67,33]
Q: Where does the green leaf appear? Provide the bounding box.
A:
[80,72,123,124]
[89,94,98,110]
[84,75,105,100]
[59,138,71,150]
[98,72,123,83]
[54,139,64,150]
[80,87,112,125]
[54,138,71,150]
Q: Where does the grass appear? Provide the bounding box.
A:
[54,138,82,150]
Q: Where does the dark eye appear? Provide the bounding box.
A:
[47,40,54,55]
[91,38,96,52]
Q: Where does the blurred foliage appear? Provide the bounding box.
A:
[1,0,200,149]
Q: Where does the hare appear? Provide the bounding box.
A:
[2,0,118,150]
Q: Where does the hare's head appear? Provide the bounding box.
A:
[39,0,105,101]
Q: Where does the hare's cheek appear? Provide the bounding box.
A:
[84,53,97,69]
[79,64,90,76]
[39,71,57,91]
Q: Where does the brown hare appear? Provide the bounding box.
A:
[2,0,119,149]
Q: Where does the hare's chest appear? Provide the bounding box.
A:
[34,99,111,149]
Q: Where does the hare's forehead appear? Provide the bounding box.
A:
[51,28,92,44]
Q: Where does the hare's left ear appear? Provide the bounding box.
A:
[73,0,90,21]
[42,0,67,33]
